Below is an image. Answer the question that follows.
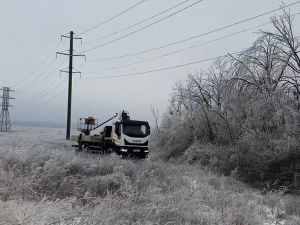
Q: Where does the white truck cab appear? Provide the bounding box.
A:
[73,111,150,158]
[112,116,150,158]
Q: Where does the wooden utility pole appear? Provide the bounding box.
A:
[66,31,74,140]
[57,31,85,140]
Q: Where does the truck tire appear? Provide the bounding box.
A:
[106,148,113,155]
[83,144,90,153]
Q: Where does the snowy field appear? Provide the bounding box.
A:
[0,126,299,224]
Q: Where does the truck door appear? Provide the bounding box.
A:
[114,122,122,146]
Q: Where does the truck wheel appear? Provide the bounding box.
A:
[83,144,90,153]
[106,148,113,155]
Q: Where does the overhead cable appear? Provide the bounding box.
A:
[83,0,193,44]
[78,0,147,35]
[12,41,62,88]
[84,1,300,61]
[85,22,273,73]
[16,59,58,93]
[81,50,243,79]
[85,11,300,73]
[79,0,205,53]
[23,79,67,102]
[17,79,80,109]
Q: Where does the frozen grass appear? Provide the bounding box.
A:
[0,127,299,224]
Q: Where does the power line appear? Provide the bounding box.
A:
[17,37,84,102]
[84,11,300,73]
[23,58,84,102]
[16,59,58,93]
[79,0,205,53]
[85,22,273,74]
[21,44,85,99]
[83,0,193,45]
[32,80,57,97]
[31,59,68,88]
[84,0,300,61]
[78,0,147,36]
[82,34,300,80]
[81,50,243,79]
[77,61,87,70]
[11,41,62,88]
[17,89,66,109]
[17,79,81,109]
[23,79,67,102]
[16,59,67,95]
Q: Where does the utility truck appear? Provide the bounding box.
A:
[71,111,150,158]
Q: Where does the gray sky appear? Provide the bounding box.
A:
[1,0,300,126]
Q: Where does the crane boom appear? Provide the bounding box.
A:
[92,113,118,131]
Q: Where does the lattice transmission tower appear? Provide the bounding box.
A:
[0,87,15,132]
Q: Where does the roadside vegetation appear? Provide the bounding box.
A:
[0,136,299,224]
[152,10,300,194]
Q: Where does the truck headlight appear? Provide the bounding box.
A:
[120,148,128,152]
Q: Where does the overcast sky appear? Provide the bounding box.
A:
[1,0,300,127]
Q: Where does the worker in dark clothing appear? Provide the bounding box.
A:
[100,128,106,154]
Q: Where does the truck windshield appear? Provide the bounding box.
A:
[123,124,149,138]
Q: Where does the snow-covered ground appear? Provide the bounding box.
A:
[0,126,299,225]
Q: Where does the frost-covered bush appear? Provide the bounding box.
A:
[152,11,300,191]
[151,114,194,160]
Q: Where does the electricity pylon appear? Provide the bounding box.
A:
[0,87,15,132]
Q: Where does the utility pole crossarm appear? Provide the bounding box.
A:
[0,88,14,91]
[0,97,15,99]
[61,33,83,44]
[56,52,86,58]
[60,70,81,74]
[61,34,82,40]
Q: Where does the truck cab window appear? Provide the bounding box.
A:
[123,124,149,138]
